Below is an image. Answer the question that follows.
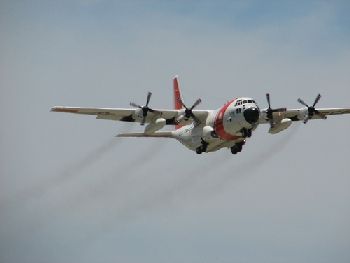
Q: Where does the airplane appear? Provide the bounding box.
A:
[51,76,350,154]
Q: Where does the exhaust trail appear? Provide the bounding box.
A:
[72,151,232,246]
[28,126,300,249]
[163,124,300,202]
[87,125,301,230]
[63,138,167,206]
[201,124,301,196]
[0,124,132,210]
[12,138,169,235]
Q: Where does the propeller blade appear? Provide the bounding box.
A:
[303,116,310,124]
[266,93,271,109]
[191,114,200,125]
[312,94,321,107]
[130,102,142,108]
[190,98,202,110]
[264,93,286,128]
[141,116,146,125]
[297,98,309,107]
[146,92,152,107]
[142,108,148,117]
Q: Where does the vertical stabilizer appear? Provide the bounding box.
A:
[173,75,183,130]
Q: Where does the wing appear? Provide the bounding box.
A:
[259,107,350,124]
[51,106,209,125]
[285,107,350,121]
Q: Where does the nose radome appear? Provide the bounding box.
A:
[244,107,260,124]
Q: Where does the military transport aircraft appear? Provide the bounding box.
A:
[51,76,350,154]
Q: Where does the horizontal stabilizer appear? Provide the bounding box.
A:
[117,131,174,138]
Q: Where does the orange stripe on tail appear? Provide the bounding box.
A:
[173,75,183,130]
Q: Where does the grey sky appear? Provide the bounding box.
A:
[1,1,350,263]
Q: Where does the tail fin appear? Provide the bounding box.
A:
[173,75,184,130]
[117,131,174,138]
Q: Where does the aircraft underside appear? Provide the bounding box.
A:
[173,124,247,154]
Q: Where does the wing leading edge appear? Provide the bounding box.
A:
[51,106,209,125]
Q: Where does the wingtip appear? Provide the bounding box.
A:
[50,107,79,113]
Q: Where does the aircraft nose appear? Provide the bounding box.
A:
[244,107,260,124]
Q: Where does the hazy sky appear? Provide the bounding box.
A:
[1,1,350,263]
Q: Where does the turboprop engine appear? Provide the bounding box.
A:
[269,118,292,134]
[145,118,166,133]
[202,126,218,141]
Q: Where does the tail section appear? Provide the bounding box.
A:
[117,131,174,138]
[173,75,184,130]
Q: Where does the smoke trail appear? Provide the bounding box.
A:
[63,138,168,206]
[71,148,232,246]
[38,126,300,250]
[88,124,301,227]
[200,124,301,196]
[14,137,169,235]
[0,124,132,210]
[158,124,300,203]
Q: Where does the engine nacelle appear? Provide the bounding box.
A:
[202,126,217,141]
[269,118,292,134]
[145,118,166,133]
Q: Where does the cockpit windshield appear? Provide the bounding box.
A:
[236,99,255,106]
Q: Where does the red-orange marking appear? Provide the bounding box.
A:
[214,99,241,141]
[173,77,184,130]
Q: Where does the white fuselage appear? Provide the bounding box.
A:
[172,97,260,152]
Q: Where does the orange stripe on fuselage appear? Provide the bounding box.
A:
[214,99,241,141]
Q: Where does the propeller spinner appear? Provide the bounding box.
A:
[130,92,158,125]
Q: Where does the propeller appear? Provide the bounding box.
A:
[130,92,158,125]
[177,98,202,124]
[265,93,287,128]
[297,94,323,124]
